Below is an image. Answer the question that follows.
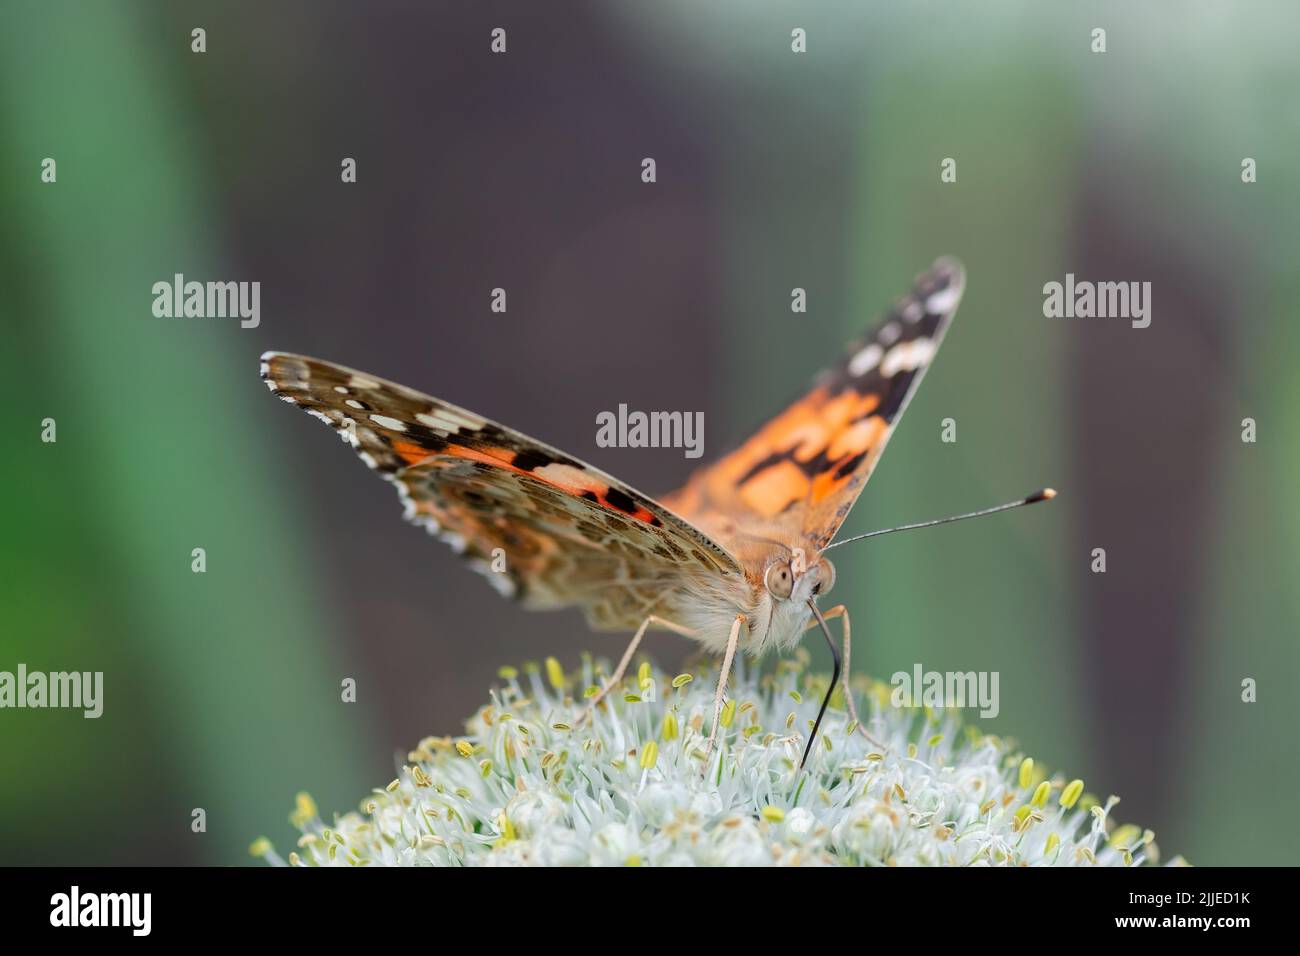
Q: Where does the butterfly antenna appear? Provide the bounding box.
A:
[800,600,841,771]
[823,488,1057,551]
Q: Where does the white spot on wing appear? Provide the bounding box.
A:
[419,407,482,431]
[370,414,407,431]
[847,343,883,377]
[440,530,467,554]
[926,286,960,314]
[482,566,516,597]
[881,338,937,378]
[414,413,455,433]
[879,321,901,345]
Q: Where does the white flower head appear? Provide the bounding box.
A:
[254,653,1180,867]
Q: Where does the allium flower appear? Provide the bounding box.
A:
[252,652,1181,867]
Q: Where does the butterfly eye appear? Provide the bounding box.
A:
[813,558,835,596]
[765,561,794,600]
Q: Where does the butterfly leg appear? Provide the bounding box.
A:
[578,614,695,722]
[702,614,745,768]
[805,605,885,749]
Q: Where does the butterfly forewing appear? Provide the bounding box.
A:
[260,352,742,629]
[661,257,964,553]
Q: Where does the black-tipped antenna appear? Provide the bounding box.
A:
[823,488,1057,551]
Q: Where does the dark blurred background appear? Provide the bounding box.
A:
[2,0,1296,865]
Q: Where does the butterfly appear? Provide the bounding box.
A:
[261,257,1050,769]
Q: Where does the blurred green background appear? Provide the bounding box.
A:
[2,0,1296,865]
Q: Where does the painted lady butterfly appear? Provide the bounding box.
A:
[262,258,1045,767]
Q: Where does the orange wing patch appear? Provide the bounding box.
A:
[393,440,434,466]
[738,458,808,515]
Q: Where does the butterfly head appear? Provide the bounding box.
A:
[747,546,836,654]
[762,549,835,605]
